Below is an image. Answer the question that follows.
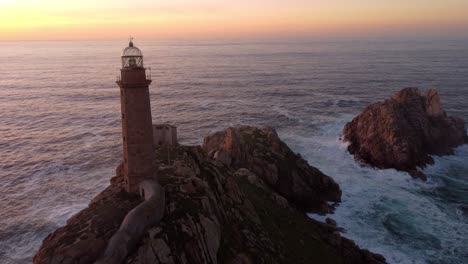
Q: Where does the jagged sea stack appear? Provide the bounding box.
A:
[117,40,155,193]
[343,87,467,180]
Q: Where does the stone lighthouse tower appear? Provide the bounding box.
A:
[117,39,155,193]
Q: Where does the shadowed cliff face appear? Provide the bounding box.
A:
[33,127,385,264]
[343,88,467,180]
[202,126,342,214]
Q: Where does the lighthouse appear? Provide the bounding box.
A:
[117,39,155,193]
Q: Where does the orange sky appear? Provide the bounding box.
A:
[1,0,468,40]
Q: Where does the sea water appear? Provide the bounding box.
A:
[0,39,467,263]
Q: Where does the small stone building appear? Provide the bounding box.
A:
[153,124,178,147]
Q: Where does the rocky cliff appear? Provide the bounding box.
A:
[34,126,385,264]
[343,88,467,180]
[202,126,341,214]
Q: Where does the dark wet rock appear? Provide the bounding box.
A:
[326,218,337,227]
[343,88,467,180]
[203,126,342,214]
[34,128,385,264]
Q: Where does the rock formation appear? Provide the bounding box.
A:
[34,127,385,264]
[33,171,143,264]
[343,88,468,180]
[203,126,341,214]
[96,180,165,264]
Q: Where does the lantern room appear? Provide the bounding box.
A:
[121,40,144,69]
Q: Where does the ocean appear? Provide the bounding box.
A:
[0,39,467,264]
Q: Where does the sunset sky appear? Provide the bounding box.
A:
[1,0,468,40]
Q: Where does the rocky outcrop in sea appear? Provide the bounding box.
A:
[343,88,468,180]
[34,126,385,264]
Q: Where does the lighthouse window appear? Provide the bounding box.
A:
[129,58,136,67]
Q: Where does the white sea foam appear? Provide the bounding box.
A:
[286,120,468,264]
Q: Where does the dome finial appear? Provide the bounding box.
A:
[129,36,134,47]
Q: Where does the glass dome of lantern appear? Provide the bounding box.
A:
[121,38,144,69]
